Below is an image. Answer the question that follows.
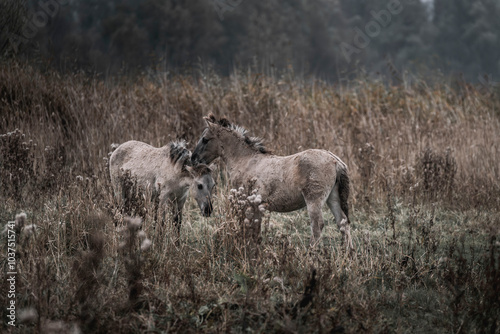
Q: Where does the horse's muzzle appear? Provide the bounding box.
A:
[203,203,213,217]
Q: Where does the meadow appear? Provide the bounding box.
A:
[1,61,499,333]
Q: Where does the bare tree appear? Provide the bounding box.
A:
[0,0,28,58]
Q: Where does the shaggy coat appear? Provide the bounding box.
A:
[192,115,353,249]
[110,140,214,232]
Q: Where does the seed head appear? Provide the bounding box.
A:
[22,224,37,237]
[18,308,38,323]
[140,238,152,251]
[125,217,142,231]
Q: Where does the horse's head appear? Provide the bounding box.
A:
[191,115,224,165]
[186,163,216,217]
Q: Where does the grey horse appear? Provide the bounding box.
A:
[192,115,353,250]
[110,140,215,233]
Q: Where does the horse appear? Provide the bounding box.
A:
[191,115,353,250]
[109,140,215,234]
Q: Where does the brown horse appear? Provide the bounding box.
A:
[192,115,353,250]
[110,140,215,233]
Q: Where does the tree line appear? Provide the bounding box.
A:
[1,0,499,81]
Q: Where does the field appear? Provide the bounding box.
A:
[1,62,499,333]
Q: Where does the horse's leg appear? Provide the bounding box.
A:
[109,171,121,208]
[303,194,328,247]
[158,193,169,228]
[108,176,122,226]
[171,202,181,236]
[151,188,160,226]
[171,197,187,243]
[327,184,353,251]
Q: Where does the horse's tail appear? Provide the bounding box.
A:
[334,155,350,222]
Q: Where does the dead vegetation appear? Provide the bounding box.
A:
[1,62,499,333]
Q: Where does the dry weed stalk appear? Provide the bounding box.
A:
[416,147,457,202]
[228,183,268,248]
[1,63,499,332]
[118,216,152,309]
[0,129,35,203]
[70,214,107,332]
[117,170,147,219]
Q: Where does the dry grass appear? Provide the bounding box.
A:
[1,61,499,333]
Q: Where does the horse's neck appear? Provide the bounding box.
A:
[177,174,192,188]
[164,160,190,186]
[223,151,267,181]
[220,132,265,175]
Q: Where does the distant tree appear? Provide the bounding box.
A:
[462,0,500,78]
[433,0,500,79]
[0,0,28,58]
[229,1,301,70]
[338,0,431,77]
[373,0,430,74]
[224,0,350,77]
[1,0,498,81]
[303,0,351,77]
[136,0,225,69]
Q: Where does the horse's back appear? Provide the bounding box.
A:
[109,140,168,191]
[290,149,338,175]
[239,150,335,212]
[112,140,169,164]
[111,140,157,162]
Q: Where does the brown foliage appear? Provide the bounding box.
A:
[1,62,499,333]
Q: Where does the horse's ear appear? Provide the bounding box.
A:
[204,114,217,125]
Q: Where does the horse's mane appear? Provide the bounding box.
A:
[206,114,270,154]
[170,141,212,174]
[169,140,192,170]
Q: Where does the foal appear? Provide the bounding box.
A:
[192,115,353,250]
[110,140,215,233]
